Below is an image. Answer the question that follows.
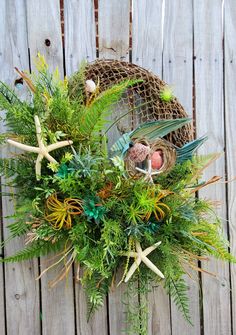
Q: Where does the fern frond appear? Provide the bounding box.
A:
[165,276,192,325]
[76,80,139,141]
[82,271,109,320]
[190,222,236,263]
[0,82,22,107]
[0,239,64,263]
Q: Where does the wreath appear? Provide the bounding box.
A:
[0,55,234,333]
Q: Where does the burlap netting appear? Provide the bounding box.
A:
[70,59,193,148]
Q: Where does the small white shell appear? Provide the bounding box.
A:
[85,79,96,93]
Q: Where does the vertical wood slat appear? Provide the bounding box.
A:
[194,1,231,334]
[0,1,41,335]
[0,261,4,335]
[0,1,6,328]
[98,1,131,334]
[132,0,163,75]
[132,1,172,334]
[64,0,96,76]
[64,1,108,334]
[224,1,236,334]
[163,1,201,334]
[26,1,75,334]
[98,0,130,61]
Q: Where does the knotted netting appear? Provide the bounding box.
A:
[69,59,193,147]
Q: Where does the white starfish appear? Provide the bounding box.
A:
[124,240,164,282]
[136,159,161,183]
[7,115,73,180]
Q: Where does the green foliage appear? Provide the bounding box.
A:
[111,118,191,156]
[0,57,234,329]
[165,276,192,325]
[73,79,138,144]
[82,271,110,320]
[2,199,34,246]
[1,239,64,263]
[159,87,174,102]
[176,136,207,163]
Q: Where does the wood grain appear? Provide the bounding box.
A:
[0,1,41,335]
[64,0,96,76]
[132,2,172,334]
[163,1,201,334]
[224,0,236,333]
[26,1,75,334]
[98,0,130,60]
[132,0,163,76]
[194,1,231,334]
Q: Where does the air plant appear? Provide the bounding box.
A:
[45,194,83,229]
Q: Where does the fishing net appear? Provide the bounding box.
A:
[71,59,193,147]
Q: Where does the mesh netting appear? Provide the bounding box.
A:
[76,60,193,147]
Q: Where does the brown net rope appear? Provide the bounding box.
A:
[71,59,194,147]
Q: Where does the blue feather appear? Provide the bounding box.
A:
[176,136,207,163]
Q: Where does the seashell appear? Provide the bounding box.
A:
[85,79,96,93]
[151,150,163,170]
[127,143,150,163]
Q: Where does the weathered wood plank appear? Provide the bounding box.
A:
[75,271,108,335]
[26,1,75,334]
[98,0,130,60]
[146,284,171,335]
[194,1,231,334]
[64,0,96,76]
[163,1,201,334]
[98,1,132,333]
[0,256,5,335]
[224,0,236,333]
[132,0,163,76]
[132,2,172,334]
[0,1,41,334]
[64,2,108,334]
[163,0,194,115]
[27,0,64,74]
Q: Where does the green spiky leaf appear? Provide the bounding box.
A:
[176,136,207,163]
[131,118,191,141]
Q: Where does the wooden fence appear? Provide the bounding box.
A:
[0,0,235,334]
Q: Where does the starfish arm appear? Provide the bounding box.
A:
[7,139,40,153]
[151,171,161,176]
[47,140,73,152]
[143,241,162,256]
[44,152,58,164]
[124,257,141,283]
[135,241,143,254]
[147,159,152,173]
[123,251,138,258]
[141,255,165,279]
[35,154,44,180]
[34,115,43,146]
[135,167,146,173]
